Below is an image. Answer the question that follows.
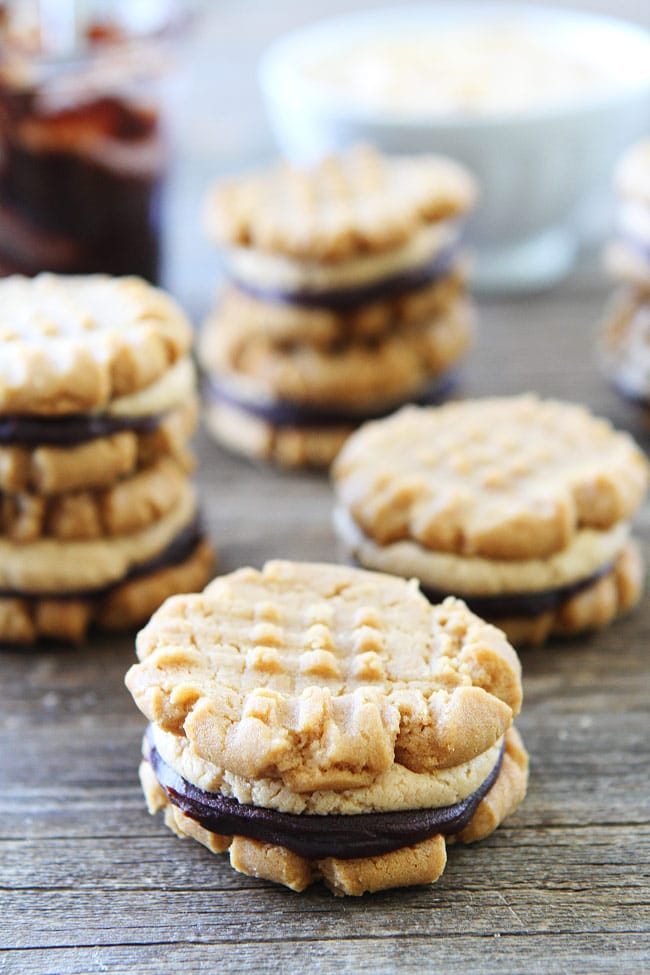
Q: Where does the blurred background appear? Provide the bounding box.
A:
[1,0,649,312]
[168,0,650,309]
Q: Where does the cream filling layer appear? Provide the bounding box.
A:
[0,482,196,593]
[150,723,503,815]
[107,356,197,418]
[223,221,461,293]
[333,506,629,596]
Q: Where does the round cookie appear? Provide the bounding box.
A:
[212,269,467,348]
[201,145,477,469]
[0,539,214,645]
[0,455,191,543]
[332,395,648,644]
[0,273,215,645]
[140,725,528,895]
[0,482,198,593]
[0,273,193,415]
[204,144,477,264]
[125,559,527,895]
[200,297,472,468]
[201,296,472,411]
[0,400,197,495]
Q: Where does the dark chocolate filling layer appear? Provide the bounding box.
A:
[0,516,203,601]
[420,562,614,620]
[206,373,456,429]
[0,411,164,447]
[226,241,460,311]
[144,729,504,860]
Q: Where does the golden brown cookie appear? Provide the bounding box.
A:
[211,269,468,348]
[0,483,197,594]
[332,396,647,645]
[0,539,215,645]
[0,455,191,543]
[0,400,197,495]
[127,561,522,786]
[493,540,643,646]
[201,295,473,409]
[0,274,192,416]
[333,396,647,559]
[125,561,526,895]
[0,273,193,415]
[204,145,477,263]
[145,724,527,896]
[200,290,472,467]
[203,397,353,469]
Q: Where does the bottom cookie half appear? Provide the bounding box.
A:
[0,539,215,646]
[139,727,528,896]
[203,371,456,470]
[468,541,643,647]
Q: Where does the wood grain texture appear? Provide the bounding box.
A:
[3,0,650,970]
[1,282,650,975]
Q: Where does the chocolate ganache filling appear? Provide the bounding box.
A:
[227,241,460,311]
[145,729,504,860]
[206,373,456,429]
[420,562,614,620]
[0,412,164,447]
[0,516,204,600]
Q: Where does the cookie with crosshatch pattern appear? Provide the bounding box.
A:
[0,273,215,645]
[203,144,476,262]
[332,394,648,645]
[200,145,477,469]
[126,559,527,895]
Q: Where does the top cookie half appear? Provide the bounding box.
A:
[125,560,522,793]
[0,274,193,415]
[203,145,477,263]
[332,395,648,561]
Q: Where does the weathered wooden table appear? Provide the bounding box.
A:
[3,0,650,968]
[2,276,649,975]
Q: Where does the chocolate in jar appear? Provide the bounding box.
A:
[0,13,177,282]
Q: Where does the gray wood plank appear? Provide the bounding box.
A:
[3,934,650,975]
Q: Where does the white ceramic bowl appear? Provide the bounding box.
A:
[259,3,650,291]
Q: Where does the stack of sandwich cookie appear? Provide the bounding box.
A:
[125,560,527,896]
[200,145,477,467]
[332,395,648,646]
[601,138,650,409]
[0,273,214,645]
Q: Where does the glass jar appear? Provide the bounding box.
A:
[0,0,187,282]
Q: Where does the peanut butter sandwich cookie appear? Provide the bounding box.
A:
[0,273,214,645]
[333,395,648,646]
[125,559,527,896]
[200,145,477,467]
[601,139,650,411]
